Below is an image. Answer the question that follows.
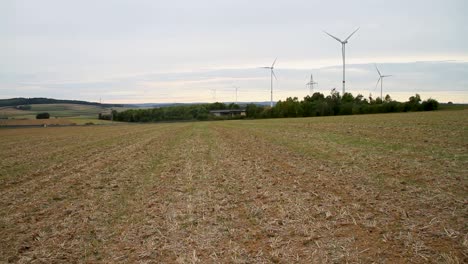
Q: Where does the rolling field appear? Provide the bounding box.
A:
[0,104,107,119]
[0,110,467,263]
[0,104,118,126]
[0,118,114,127]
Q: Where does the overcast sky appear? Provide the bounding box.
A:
[1,0,467,103]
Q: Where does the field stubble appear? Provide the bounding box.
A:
[0,110,467,263]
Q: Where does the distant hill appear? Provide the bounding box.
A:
[0,97,272,108]
[0,97,123,108]
[0,103,113,119]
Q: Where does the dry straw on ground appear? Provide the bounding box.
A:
[1,110,467,263]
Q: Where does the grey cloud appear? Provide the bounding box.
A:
[0,0,467,102]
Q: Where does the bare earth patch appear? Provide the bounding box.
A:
[0,110,466,263]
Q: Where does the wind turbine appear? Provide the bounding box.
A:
[233,86,239,103]
[306,74,318,96]
[375,64,392,100]
[261,58,277,107]
[210,88,217,102]
[323,27,360,95]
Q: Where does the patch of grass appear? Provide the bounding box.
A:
[438,103,467,111]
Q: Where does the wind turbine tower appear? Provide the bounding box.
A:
[375,64,392,100]
[306,74,318,96]
[233,86,239,103]
[324,27,359,95]
[261,58,278,107]
[210,88,217,102]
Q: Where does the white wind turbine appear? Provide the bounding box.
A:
[323,27,360,95]
[261,58,278,107]
[375,64,392,100]
[210,88,217,102]
[233,86,239,103]
[306,74,318,96]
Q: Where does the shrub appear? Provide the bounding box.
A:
[98,113,112,120]
[36,112,50,119]
[422,98,439,111]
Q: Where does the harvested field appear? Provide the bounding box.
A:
[0,110,467,263]
[0,118,77,127]
[0,118,113,127]
[0,104,109,120]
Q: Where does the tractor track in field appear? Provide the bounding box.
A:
[0,125,165,185]
[210,123,466,263]
[0,124,189,262]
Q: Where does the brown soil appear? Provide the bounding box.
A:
[0,110,466,263]
[0,119,77,126]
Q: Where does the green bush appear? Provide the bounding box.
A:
[36,112,50,119]
[422,98,439,111]
[98,113,112,120]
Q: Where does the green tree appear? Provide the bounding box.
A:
[354,94,364,104]
[342,92,355,103]
[326,89,341,115]
[422,98,439,111]
[228,103,240,109]
[208,102,227,110]
[407,94,422,111]
[384,94,392,103]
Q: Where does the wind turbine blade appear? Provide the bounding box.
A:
[375,77,381,88]
[323,31,342,42]
[374,64,382,76]
[260,67,271,69]
[383,75,393,77]
[344,27,360,41]
[272,70,277,80]
[272,57,277,68]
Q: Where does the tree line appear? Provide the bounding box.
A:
[247,90,439,118]
[0,97,123,107]
[109,90,439,122]
[109,102,241,122]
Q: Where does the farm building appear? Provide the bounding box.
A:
[209,109,246,117]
